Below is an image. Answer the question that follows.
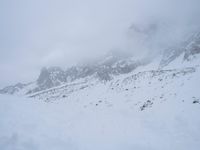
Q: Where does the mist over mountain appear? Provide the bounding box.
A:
[1,29,200,149]
[1,29,200,95]
[1,0,200,87]
[1,0,200,150]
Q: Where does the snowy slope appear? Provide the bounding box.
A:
[0,65,200,150]
[0,31,200,150]
[0,53,200,149]
[0,50,145,95]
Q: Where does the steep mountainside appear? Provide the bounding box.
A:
[0,31,200,150]
[159,32,200,68]
[0,31,200,100]
[0,36,200,149]
[0,50,146,95]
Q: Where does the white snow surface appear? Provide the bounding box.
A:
[1,58,200,150]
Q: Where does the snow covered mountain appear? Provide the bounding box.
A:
[159,32,200,68]
[1,31,200,100]
[0,31,200,150]
[0,49,146,95]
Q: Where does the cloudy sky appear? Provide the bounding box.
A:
[0,0,200,87]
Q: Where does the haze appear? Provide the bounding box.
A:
[0,0,200,87]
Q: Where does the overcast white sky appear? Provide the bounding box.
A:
[0,0,200,87]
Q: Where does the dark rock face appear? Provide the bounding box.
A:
[26,50,142,93]
[65,50,142,81]
[37,67,66,88]
[1,31,200,95]
[0,83,27,95]
[159,44,185,68]
[184,32,200,60]
[37,67,50,85]
[27,67,67,93]
[160,31,200,68]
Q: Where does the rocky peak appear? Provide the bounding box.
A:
[160,31,200,68]
[36,67,66,92]
[184,32,200,60]
[0,83,27,95]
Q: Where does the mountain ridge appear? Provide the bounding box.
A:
[1,31,200,99]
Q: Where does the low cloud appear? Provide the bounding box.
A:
[0,0,200,87]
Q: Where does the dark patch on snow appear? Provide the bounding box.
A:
[140,100,153,111]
